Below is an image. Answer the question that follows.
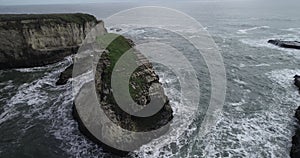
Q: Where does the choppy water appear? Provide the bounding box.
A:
[0,1,300,158]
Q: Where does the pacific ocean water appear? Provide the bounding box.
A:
[0,1,299,157]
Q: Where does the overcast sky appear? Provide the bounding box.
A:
[1,0,292,6]
[0,0,140,5]
[0,0,232,6]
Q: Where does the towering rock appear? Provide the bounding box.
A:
[68,34,174,154]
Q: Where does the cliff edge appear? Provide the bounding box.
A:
[0,13,103,69]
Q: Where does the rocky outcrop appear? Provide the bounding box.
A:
[0,14,102,69]
[268,39,300,50]
[60,33,173,154]
[294,75,300,90]
[291,108,300,158]
[94,47,173,132]
[56,64,73,85]
[291,75,300,158]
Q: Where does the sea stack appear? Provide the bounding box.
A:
[72,34,173,154]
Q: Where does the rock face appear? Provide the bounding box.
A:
[291,75,300,158]
[0,14,101,69]
[294,75,300,90]
[291,108,300,158]
[268,39,300,50]
[56,64,74,85]
[94,44,173,132]
[62,34,173,154]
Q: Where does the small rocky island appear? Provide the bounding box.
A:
[268,39,300,50]
[0,13,173,155]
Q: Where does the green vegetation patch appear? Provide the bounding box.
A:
[96,33,148,104]
[0,13,97,25]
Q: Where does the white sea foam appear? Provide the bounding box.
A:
[267,69,300,89]
[254,63,271,67]
[108,23,202,38]
[14,56,73,73]
[132,67,198,158]
[0,80,13,94]
[189,68,300,158]
[0,57,72,125]
[238,63,271,68]
[71,70,94,96]
[0,108,19,125]
[46,85,106,158]
[0,57,104,157]
[282,28,300,34]
[237,26,270,34]
[229,99,246,112]
[233,78,248,85]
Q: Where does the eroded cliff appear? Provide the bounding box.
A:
[0,13,105,69]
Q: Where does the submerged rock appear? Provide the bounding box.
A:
[56,64,73,85]
[0,13,103,69]
[268,39,300,50]
[110,27,122,32]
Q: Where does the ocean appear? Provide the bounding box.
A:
[0,1,300,157]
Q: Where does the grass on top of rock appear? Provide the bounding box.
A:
[96,33,148,104]
[0,13,97,25]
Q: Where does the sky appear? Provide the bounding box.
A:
[0,0,230,6]
[1,0,294,6]
[0,0,137,6]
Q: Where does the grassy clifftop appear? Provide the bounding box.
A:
[0,13,98,24]
[96,33,146,103]
[0,13,101,69]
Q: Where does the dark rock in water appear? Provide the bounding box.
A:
[291,75,300,158]
[56,64,73,85]
[72,34,173,154]
[0,13,103,69]
[296,106,300,123]
[295,75,300,90]
[291,128,300,158]
[110,27,122,32]
[268,39,300,50]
